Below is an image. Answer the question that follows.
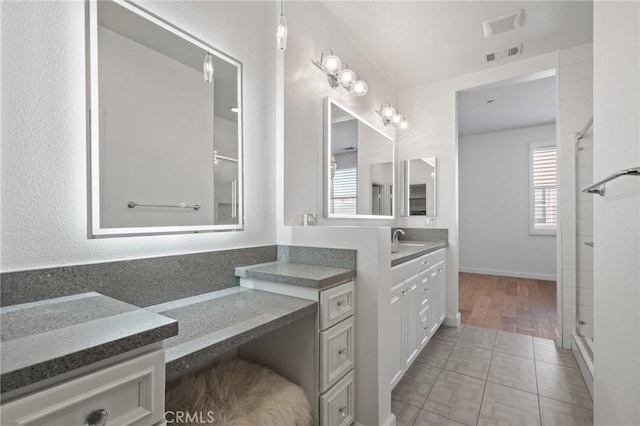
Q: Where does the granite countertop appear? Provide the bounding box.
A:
[391,241,449,267]
[235,261,356,289]
[0,292,178,396]
[146,287,317,380]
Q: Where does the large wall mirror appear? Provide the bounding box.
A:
[86,0,243,237]
[324,98,395,219]
[401,158,437,217]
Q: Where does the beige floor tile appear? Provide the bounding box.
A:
[434,325,465,343]
[539,396,594,426]
[477,382,540,426]
[494,331,535,359]
[487,351,537,394]
[391,399,421,426]
[414,410,465,426]
[392,365,441,409]
[444,343,492,380]
[457,327,496,350]
[424,370,485,426]
[405,362,442,387]
[417,337,456,368]
[534,340,579,369]
[536,361,593,409]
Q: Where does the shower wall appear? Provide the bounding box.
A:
[576,134,594,339]
[557,43,593,348]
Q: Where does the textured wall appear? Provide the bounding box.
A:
[1,1,277,272]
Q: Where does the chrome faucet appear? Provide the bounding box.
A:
[392,229,406,245]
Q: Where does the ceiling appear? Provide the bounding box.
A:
[319,1,593,89]
[458,75,556,136]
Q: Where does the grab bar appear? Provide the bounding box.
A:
[581,167,640,196]
[127,201,201,211]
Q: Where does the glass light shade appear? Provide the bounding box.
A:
[276,15,288,51]
[391,114,403,124]
[203,54,214,83]
[322,55,342,74]
[337,68,356,87]
[399,120,409,130]
[381,105,396,119]
[350,80,368,96]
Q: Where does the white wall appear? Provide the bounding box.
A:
[593,2,640,424]
[459,124,557,280]
[0,1,277,272]
[283,1,397,227]
[398,53,558,325]
[556,43,594,347]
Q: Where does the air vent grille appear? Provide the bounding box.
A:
[483,44,523,63]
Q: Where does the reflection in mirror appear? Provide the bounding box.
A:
[401,158,437,217]
[324,98,394,219]
[87,0,242,237]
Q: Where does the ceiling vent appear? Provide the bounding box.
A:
[483,10,524,37]
[484,44,523,62]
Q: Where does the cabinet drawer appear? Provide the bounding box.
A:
[320,370,354,426]
[418,271,431,308]
[320,317,354,392]
[1,350,165,426]
[420,306,431,348]
[320,281,355,331]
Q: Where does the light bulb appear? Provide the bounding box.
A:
[322,55,342,74]
[337,68,356,87]
[276,14,288,51]
[399,120,409,130]
[391,114,403,124]
[381,105,396,119]
[350,80,368,96]
[203,54,214,83]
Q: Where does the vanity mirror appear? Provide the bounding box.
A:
[86,0,243,237]
[324,98,395,219]
[400,158,437,217]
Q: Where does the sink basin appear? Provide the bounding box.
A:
[398,243,427,247]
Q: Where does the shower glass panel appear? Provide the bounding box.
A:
[575,129,594,358]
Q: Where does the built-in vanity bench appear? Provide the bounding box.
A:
[235,246,357,426]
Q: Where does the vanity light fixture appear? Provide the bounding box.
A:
[377,102,409,130]
[276,0,288,51]
[312,50,368,96]
[203,53,214,83]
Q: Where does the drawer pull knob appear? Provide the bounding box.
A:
[85,409,108,426]
[338,348,347,356]
[336,300,346,307]
[338,406,348,416]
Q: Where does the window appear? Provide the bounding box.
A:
[331,167,357,215]
[530,141,557,235]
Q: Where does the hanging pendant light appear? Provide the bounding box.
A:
[276,0,288,51]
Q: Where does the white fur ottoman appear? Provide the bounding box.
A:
[165,358,312,426]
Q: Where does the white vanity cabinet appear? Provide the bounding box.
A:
[389,249,447,388]
[1,349,166,426]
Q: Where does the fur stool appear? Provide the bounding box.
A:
[165,358,312,426]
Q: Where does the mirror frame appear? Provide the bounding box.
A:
[323,98,395,220]
[86,0,244,237]
[400,158,437,217]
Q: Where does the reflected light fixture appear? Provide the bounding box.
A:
[312,49,368,96]
[377,102,409,130]
[230,107,239,113]
[276,0,288,51]
[203,53,214,83]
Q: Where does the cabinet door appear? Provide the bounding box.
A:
[389,285,405,388]
[404,280,420,368]
[431,261,446,325]
[439,262,447,324]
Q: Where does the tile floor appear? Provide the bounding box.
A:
[392,325,593,426]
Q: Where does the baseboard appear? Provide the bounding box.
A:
[459,267,556,281]
[444,312,461,327]
[572,334,594,399]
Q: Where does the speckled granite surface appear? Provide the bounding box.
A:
[277,245,356,270]
[0,246,277,308]
[0,293,178,395]
[391,241,448,267]
[147,288,317,380]
[392,228,449,243]
[235,261,355,289]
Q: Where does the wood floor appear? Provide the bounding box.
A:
[459,273,557,339]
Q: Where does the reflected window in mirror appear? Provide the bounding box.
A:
[401,158,436,217]
[87,0,243,237]
[324,98,395,219]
